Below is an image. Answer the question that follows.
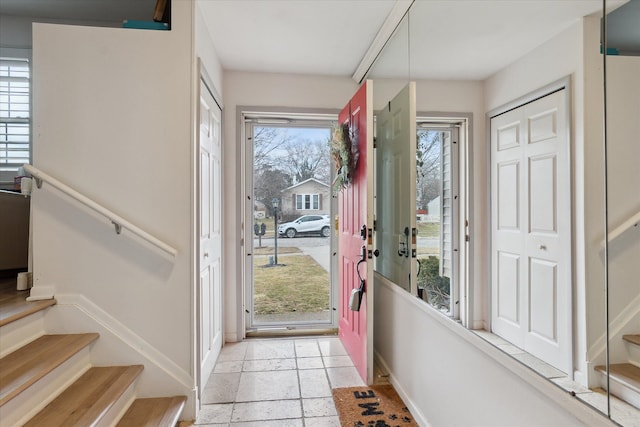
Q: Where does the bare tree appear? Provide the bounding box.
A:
[281,139,330,184]
[416,130,442,210]
[252,127,292,172]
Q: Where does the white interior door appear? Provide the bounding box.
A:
[375,82,417,293]
[491,89,571,374]
[199,79,223,390]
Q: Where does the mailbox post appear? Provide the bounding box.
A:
[254,222,266,247]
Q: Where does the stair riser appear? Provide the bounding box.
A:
[608,379,640,410]
[0,311,46,358]
[627,343,640,368]
[94,379,139,427]
[0,347,91,427]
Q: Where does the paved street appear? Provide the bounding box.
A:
[254,236,331,272]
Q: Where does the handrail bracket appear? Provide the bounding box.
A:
[34,176,43,189]
[112,221,122,235]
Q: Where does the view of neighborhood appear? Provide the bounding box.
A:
[251,126,333,324]
[249,124,451,322]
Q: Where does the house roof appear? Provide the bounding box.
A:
[281,178,329,192]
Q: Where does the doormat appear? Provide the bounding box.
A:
[332,384,418,426]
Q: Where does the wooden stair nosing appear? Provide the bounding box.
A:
[24,365,144,427]
[116,395,187,427]
[0,297,56,327]
[595,363,640,393]
[0,333,99,406]
[623,334,640,347]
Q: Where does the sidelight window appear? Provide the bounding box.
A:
[415,123,460,318]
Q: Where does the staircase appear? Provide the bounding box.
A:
[595,334,640,410]
[0,281,188,426]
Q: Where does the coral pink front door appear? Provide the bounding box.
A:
[338,81,374,384]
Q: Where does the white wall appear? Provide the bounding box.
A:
[591,55,640,365]
[374,278,601,427]
[195,1,223,96]
[484,18,595,381]
[0,14,120,187]
[480,11,639,387]
[372,17,625,426]
[31,0,195,388]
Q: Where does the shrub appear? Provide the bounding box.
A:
[418,256,450,311]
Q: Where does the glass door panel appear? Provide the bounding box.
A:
[247,121,335,329]
[415,125,458,316]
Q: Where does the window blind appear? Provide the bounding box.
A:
[0,58,30,167]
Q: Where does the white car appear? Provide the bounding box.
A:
[278,215,331,238]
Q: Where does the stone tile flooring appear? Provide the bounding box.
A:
[195,336,364,426]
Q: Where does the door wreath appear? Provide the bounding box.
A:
[330,122,359,194]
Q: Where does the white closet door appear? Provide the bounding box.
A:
[199,79,223,390]
[491,89,571,374]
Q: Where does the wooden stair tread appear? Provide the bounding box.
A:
[116,395,187,427]
[623,334,640,346]
[0,285,56,327]
[0,333,99,406]
[24,365,144,426]
[595,363,640,393]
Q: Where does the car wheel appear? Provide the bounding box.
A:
[321,226,330,237]
[286,228,297,238]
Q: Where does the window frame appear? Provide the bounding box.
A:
[0,47,32,185]
[415,124,460,319]
[410,113,471,326]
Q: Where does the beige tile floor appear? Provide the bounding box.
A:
[195,336,365,426]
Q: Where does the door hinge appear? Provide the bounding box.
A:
[373,220,377,231]
[465,235,470,242]
[373,137,377,149]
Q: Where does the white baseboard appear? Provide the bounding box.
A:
[225,332,239,343]
[374,350,432,427]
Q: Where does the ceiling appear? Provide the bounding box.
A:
[198,0,625,81]
[1,0,635,80]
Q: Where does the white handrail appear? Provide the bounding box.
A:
[604,209,640,246]
[23,164,178,257]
